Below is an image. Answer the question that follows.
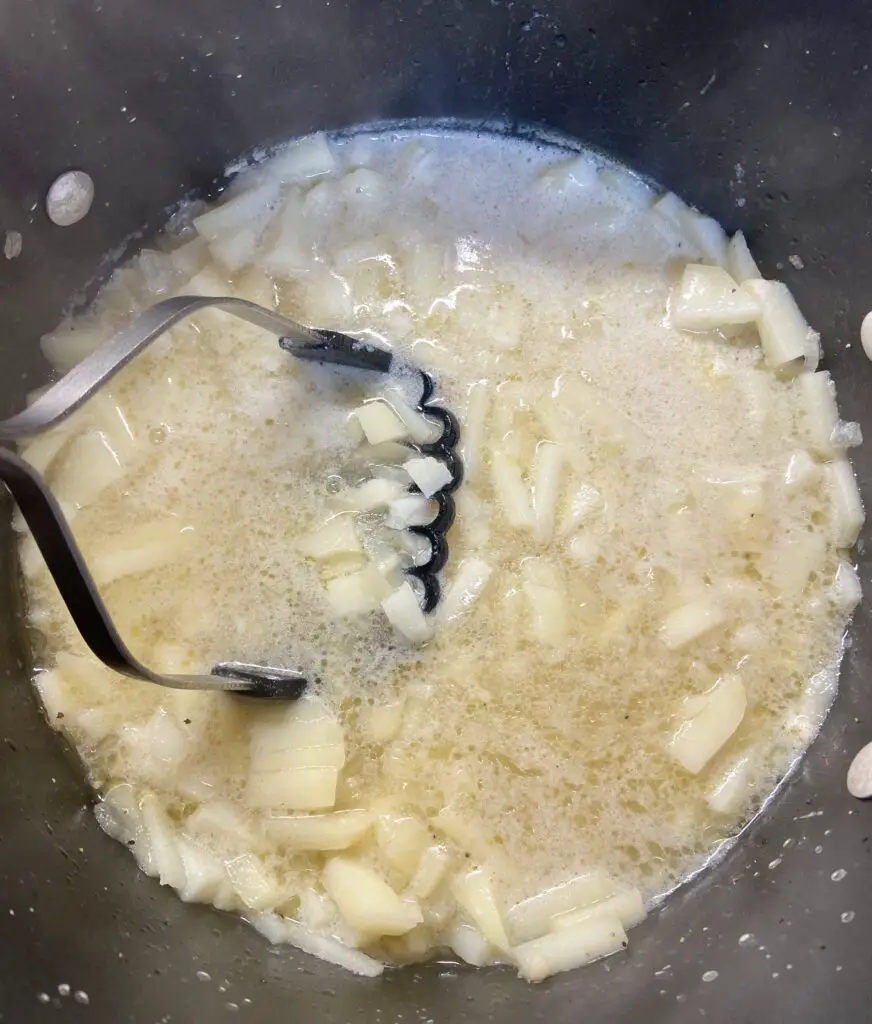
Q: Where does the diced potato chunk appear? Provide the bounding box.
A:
[89,518,195,586]
[354,401,410,445]
[403,456,452,498]
[521,558,569,647]
[325,565,393,616]
[550,887,646,932]
[512,910,627,982]
[448,922,500,967]
[251,912,385,977]
[706,748,757,815]
[225,853,279,911]
[381,582,432,644]
[265,809,374,851]
[268,132,337,183]
[333,477,407,512]
[743,279,816,372]
[407,844,452,900]
[827,458,864,548]
[727,231,761,283]
[659,598,726,649]
[322,857,423,936]
[384,494,435,529]
[138,792,186,889]
[531,441,564,544]
[53,430,128,511]
[507,871,616,944]
[193,179,282,271]
[437,557,493,625]
[831,560,862,614]
[667,674,747,774]
[784,449,818,493]
[672,264,760,330]
[297,515,363,561]
[451,868,511,952]
[376,812,430,878]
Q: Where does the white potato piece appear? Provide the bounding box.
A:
[451,868,511,952]
[257,191,317,278]
[407,844,452,900]
[381,390,442,445]
[333,477,407,512]
[659,598,726,649]
[521,558,569,648]
[506,871,616,944]
[767,531,827,596]
[354,400,410,444]
[798,370,841,456]
[268,132,337,183]
[827,458,864,548]
[550,888,646,932]
[89,518,195,586]
[19,426,74,476]
[536,155,598,193]
[512,910,627,983]
[246,766,339,811]
[432,807,499,867]
[460,381,491,482]
[727,231,762,283]
[322,857,423,937]
[325,564,393,616]
[403,456,452,498]
[252,913,385,977]
[531,441,564,544]
[706,748,757,815]
[567,533,599,567]
[41,321,108,372]
[176,838,228,904]
[122,709,190,785]
[448,922,501,966]
[384,494,436,529]
[671,264,760,330]
[193,179,282,271]
[667,674,747,775]
[381,582,432,644]
[653,193,728,266]
[138,793,186,889]
[52,430,129,511]
[437,557,493,625]
[784,449,819,493]
[490,451,534,528]
[742,279,816,372]
[376,811,430,880]
[265,809,374,851]
[246,697,344,810]
[225,853,280,911]
[831,560,863,615]
[297,515,363,561]
[184,801,256,844]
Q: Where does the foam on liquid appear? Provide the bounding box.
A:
[22,129,850,958]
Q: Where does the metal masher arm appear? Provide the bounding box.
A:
[0,295,394,698]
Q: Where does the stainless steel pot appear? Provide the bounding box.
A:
[1,1,871,1020]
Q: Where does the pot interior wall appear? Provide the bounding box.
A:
[1,1,871,1021]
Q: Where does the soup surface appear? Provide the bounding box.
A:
[19,129,864,980]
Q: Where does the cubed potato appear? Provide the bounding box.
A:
[322,857,423,936]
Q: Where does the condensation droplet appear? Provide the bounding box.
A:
[4,229,22,259]
[841,910,855,924]
[57,983,70,997]
[831,868,847,882]
[36,993,50,1005]
[768,857,782,869]
[74,991,90,1006]
[46,169,95,227]
[196,970,212,982]
[702,970,719,983]
[738,932,756,947]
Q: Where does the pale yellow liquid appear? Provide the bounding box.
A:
[20,130,848,963]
